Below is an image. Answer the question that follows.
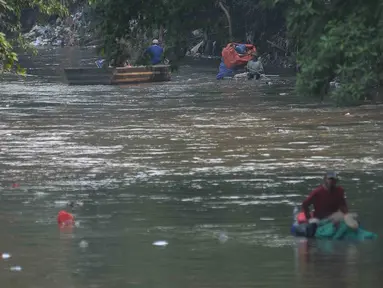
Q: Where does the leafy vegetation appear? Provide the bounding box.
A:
[0,0,67,73]
[87,0,288,70]
[269,0,383,105]
[2,0,383,105]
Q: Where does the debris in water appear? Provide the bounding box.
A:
[345,112,351,116]
[68,200,84,208]
[279,93,287,96]
[2,253,11,260]
[152,240,168,247]
[218,232,229,243]
[260,217,275,221]
[79,240,88,248]
[10,266,22,272]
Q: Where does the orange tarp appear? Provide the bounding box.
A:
[222,43,256,69]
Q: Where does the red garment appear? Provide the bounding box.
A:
[57,210,75,226]
[297,211,314,224]
[302,185,348,219]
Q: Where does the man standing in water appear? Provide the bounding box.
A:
[302,171,348,222]
[246,52,264,80]
[144,39,164,65]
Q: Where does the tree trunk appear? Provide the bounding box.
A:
[203,29,210,55]
[218,1,232,41]
[159,25,164,43]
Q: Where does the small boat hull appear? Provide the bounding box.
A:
[64,65,171,85]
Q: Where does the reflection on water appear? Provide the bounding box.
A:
[294,239,380,288]
[0,47,383,287]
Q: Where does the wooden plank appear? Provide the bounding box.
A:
[115,72,156,76]
[65,74,113,79]
[64,68,114,74]
[112,77,152,84]
[115,65,170,73]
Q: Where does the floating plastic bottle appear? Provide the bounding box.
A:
[10,266,22,272]
[1,253,11,260]
[152,240,168,247]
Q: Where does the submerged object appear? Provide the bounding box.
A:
[57,210,75,226]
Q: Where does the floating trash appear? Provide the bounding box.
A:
[152,240,168,247]
[279,92,287,96]
[10,266,22,272]
[218,232,229,243]
[2,253,11,260]
[260,217,275,221]
[79,240,88,248]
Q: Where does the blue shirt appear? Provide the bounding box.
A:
[145,45,164,65]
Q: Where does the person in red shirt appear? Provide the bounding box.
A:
[302,171,348,222]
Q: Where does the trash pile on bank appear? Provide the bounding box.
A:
[23,10,92,47]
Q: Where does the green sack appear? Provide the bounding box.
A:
[315,219,377,241]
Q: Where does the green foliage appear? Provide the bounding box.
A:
[270,0,383,105]
[230,0,287,47]
[0,0,67,73]
[89,0,219,66]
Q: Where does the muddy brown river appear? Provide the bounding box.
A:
[0,47,382,288]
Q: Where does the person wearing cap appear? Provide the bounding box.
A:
[301,172,348,222]
[246,52,264,80]
[144,39,164,65]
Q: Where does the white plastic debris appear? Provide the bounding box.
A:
[2,253,11,260]
[260,217,274,221]
[79,240,88,248]
[279,93,287,96]
[10,266,22,272]
[218,232,229,243]
[152,240,168,247]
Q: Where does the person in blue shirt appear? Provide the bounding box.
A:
[144,39,164,65]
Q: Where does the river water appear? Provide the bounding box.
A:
[1,47,383,288]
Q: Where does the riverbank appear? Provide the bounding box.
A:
[23,8,93,47]
[21,7,294,70]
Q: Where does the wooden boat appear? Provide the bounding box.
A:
[63,65,171,85]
